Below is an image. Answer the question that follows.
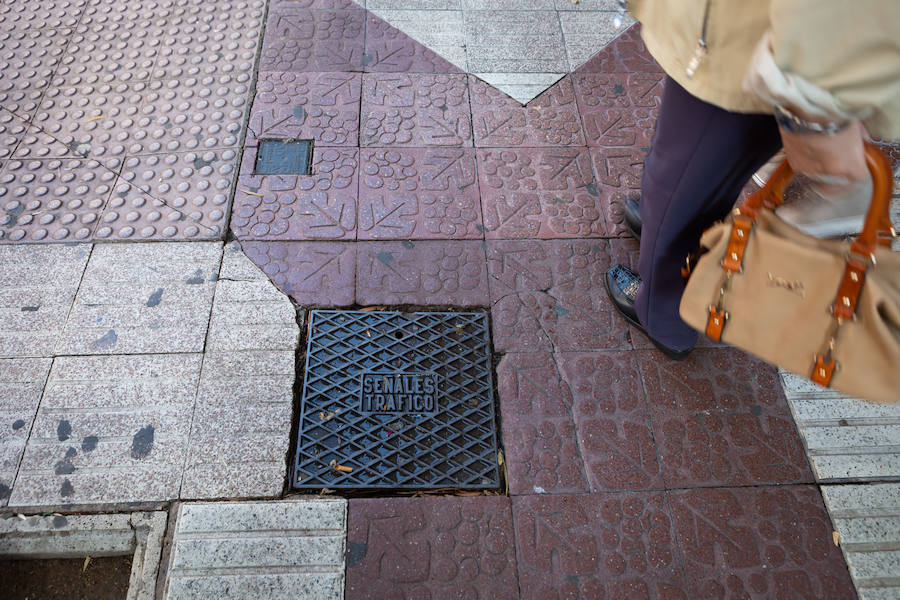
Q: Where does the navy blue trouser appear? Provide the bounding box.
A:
[635,77,782,351]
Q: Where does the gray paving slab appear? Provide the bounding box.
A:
[474,72,566,105]
[781,371,900,481]
[0,358,52,506]
[9,353,203,508]
[559,10,633,71]
[56,242,222,355]
[464,10,568,73]
[0,244,91,357]
[163,499,346,600]
[0,511,166,600]
[368,4,630,103]
[181,243,299,499]
[822,484,900,600]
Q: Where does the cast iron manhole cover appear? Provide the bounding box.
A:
[255,139,313,174]
[293,310,500,490]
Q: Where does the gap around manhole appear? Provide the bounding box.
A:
[292,309,502,492]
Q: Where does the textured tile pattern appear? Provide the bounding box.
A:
[356,240,489,306]
[165,500,347,600]
[358,148,482,239]
[823,484,900,600]
[1,0,264,242]
[0,358,52,507]
[247,71,362,147]
[486,239,628,352]
[669,486,856,599]
[240,241,356,306]
[56,242,221,355]
[0,244,91,357]
[361,73,472,147]
[512,493,688,599]
[232,147,358,240]
[346,497,519,600]
[782,371,900,481]
[10,353,203,507]
[181,243,299,499]
[643,349,813,489]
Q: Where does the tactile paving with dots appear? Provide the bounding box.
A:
[0,157,120,243]
[94,150,239,241]
[294,310,500,490]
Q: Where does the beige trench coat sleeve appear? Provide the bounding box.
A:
[766,0,900,140]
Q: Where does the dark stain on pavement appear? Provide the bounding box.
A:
[82,436,98,452]
[131,425,155,459]
[55,460,75,475]
[186,269,204,284]
[0,483,10,500]
[12,419,25,430]
[93,329,118,349]
[53,515,68,528]
[65,447,77,459]
[57,420,72,441]
[146,288,163,307]
[60,479,74,497]
[346,541,367,568]
[20,306,39,311]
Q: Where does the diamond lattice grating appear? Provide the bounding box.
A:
[294,310,500,490]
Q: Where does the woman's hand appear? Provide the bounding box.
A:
[779,118,868,196]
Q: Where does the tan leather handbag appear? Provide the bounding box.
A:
[680,143,900,403]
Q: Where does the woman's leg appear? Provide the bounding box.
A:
[634,77,783,351]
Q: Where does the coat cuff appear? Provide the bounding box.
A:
[742,31,864,124]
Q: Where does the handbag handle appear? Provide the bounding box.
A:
[738,142,895,256]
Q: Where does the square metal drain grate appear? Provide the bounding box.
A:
[255,139,313,174]
[293,310,499,490]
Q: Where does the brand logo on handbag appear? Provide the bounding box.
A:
[767,273,805,298]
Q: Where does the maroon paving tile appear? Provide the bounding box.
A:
[668,486,856,599]
[260,9,365,73]
[360,73,472,147]
[471,76,585,147]
[512,493,689,600]
[230,146,358,240]
[478,147,606,239]
[574,73,661,148]
[239,240,355,306]
[592,146,644,238]
[575,24,662,75]
[560,352,664,492]
[247,71,361,147]
[640,348,813,489]
[496,352,588,495]
[346,496,519,600]
[487,240,631,352]
[364,12,463,74]
[358,148,482,240]
[356,240,489,306]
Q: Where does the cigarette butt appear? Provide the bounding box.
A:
[86,115,104,123]
[241,189,263,197]
[329,459,353,473]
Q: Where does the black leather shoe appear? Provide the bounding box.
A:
[623,197,642,240]
[604,264,692,360]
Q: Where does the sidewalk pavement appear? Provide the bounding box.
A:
[1,1,898,599]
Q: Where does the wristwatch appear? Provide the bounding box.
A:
[774,104,851,135]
